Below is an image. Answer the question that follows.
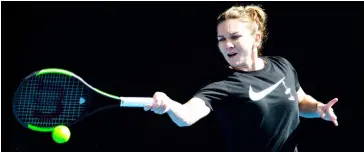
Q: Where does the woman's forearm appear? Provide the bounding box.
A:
[166,101,192,127]
[167,98,211,127]
[299,94,324,118]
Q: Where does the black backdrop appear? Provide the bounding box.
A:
[2,1,363,152]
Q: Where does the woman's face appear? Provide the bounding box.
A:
[217,19,260,68]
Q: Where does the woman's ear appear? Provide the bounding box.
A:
[254,32,262,48]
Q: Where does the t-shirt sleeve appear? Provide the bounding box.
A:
[278,57,301,91]
[193,81,229,110]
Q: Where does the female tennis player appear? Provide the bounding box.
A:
[144,4,338,152]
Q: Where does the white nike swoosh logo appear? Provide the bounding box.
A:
[249,77,285,101]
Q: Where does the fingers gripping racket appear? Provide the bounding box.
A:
[12,68,154,133]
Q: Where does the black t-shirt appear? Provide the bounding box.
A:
[194,56,301,152]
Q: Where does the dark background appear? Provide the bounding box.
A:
[2,1,363,152]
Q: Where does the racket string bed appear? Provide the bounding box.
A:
[14,74,89,128]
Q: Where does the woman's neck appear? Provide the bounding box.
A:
[233,57,266,72]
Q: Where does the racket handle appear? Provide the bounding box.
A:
[119,97,154,107]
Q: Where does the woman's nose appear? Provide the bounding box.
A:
[224,41,234,50]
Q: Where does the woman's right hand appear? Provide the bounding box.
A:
[144,92,172,115]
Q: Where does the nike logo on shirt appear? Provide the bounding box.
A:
[249,77,286,101]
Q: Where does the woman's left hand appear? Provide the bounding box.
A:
[316,98,339,126]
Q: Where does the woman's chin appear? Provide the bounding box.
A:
[228,61,242,67]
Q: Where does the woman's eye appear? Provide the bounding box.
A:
[217,37,225,41]
[231,35,241,40]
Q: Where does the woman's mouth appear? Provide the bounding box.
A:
[228,53,238,58]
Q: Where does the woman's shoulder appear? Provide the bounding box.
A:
[263,56,293,67]
[263,56,290,63]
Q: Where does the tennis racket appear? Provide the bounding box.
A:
[12,68,154,133]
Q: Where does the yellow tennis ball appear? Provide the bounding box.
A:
[52,125,71,144]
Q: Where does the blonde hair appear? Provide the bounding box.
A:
[217,5,267,55]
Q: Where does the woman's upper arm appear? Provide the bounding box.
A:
[182,81,228,124]
[297,87,306,103]
[182,97,211,124]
